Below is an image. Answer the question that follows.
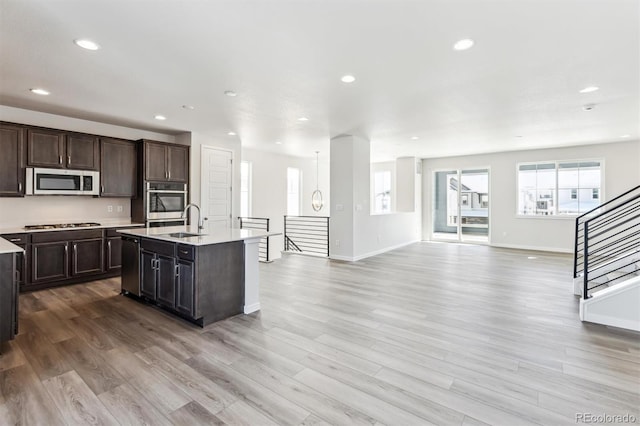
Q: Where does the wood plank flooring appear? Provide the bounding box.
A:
[0,242,639,425]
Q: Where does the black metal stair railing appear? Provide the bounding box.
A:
[575,185,640,299]
[238,217,270,262]
[284,215,330,257]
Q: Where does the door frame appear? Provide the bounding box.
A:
[200,145,235,228]
[430,167,491,244]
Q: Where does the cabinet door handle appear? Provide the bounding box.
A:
[101,185,105,193]
[9,238,21,243]
[168,170,171,180]
[175,264,180,277]
[68,155,71,165]
[59,155,63,164]
[18,182,22,192]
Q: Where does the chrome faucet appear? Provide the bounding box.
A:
[181,203,207,231]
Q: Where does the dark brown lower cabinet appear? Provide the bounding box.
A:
[131,237,243,327]
[156,255,176,309]
[0,252,19,345]
[106,236,122,271]
[72,238,104,275]
[32,241,69,283]
[175,259,195,317]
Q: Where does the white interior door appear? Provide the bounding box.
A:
[201,146,233,229]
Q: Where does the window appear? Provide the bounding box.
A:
[287,167,301,216]
[240,161,251,217]
[373,171,391,213]
[518,160,602,215]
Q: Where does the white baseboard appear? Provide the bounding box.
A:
[490,242,573,254]
[330,240,420,262]
[244,302,260,314]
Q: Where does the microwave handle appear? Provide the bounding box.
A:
[25,168,34,195]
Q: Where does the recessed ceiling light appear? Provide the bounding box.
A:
[341,75,356,83]
[298,117,309,122]
[515,135,524,138]
[620,134,631,138]
[453,39,474,51]
[228,131,236,136]
[154,115,167,120]
[527,256,537,260]
[579,86,599,94]
[224,91,237,97]
[74,39,100,50]
[182,105,195,110]
[410,136,419,140]
[30,88,50,95]
[275,141,282,145]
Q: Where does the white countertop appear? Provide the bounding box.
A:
[118,225,279,246]
[0,220,145,235]
[0,238,24,254]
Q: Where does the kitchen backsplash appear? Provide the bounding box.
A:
[0,197,131,228]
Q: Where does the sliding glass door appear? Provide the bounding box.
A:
[432,169,490,243]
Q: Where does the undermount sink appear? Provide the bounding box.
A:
[165,232,205,238]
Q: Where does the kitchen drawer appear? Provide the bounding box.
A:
[176,244,195,261]
[1,233,31,245]
[141,238,175,257]
[32,229,103,243]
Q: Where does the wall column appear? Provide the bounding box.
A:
[329,134,371,260]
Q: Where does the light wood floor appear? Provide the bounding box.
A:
[1,242,639,425]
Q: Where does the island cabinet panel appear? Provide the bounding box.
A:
[130,236,244,326]
[175,259,195,317]
[140,251,157,299]
[156,255,177,309]
[0,253,19,344]
[195,241,245,325]
[0,124,26,197]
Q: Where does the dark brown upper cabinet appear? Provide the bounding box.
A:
[0,124,26,196]
[100,138,137,198]
[27,128,99,170]
[143,140,189,183]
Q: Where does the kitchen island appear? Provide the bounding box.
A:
[0,237,23,347]
[118,225,274,326]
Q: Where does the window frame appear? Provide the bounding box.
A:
[516,158,604,217]
[372,170,392,214]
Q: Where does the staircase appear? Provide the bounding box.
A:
[574,185,640,331]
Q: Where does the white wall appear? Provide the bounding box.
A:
[331,135,421,261]
[242,148,330,260]
[0,106,173,228]
[422,140,640,252]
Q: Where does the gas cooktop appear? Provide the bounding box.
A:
[24,222,101,230]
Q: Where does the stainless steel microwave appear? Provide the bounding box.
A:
[25,167,100,196]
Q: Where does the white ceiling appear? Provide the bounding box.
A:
[1,0,638,161]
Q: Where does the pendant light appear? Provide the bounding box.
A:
[311,151,324,212]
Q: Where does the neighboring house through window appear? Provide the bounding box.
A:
[518,160,602,215]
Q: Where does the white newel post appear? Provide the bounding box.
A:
[243,238,261,314]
